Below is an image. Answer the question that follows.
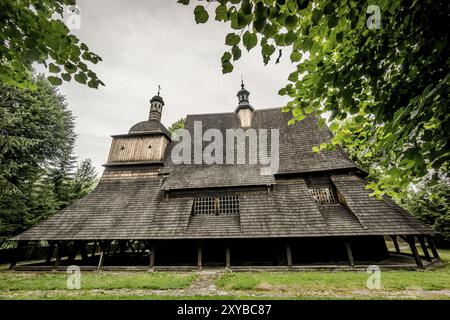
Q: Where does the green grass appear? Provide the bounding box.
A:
[0,249,448,300]
[0,272,195,291]
[215,249,450,292]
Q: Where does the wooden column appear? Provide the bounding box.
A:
[97,251,105,271]
[225,245,231,268]
[286,244,293,268]
[54,242,62,268]
[91,241,97,258]
[391,235,400,253]
[407,236,424,268]
[149,244,156,269]
[67,242,77,264]
[418,236,431,262]
[79,242,89,262]
[197,245,203,270]
[426,236,440,260]
[46,242,55,263]
[9,241,24,269]
[344,242,355,267]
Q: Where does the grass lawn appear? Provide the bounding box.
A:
[0,272,195,291]
[0,249,448,300]
[216,249,450,293]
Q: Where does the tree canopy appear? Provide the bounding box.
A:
[0,75,97,242]
[0,0,103,89]
[180,0,449,194]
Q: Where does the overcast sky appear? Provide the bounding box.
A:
[59,0,293,173]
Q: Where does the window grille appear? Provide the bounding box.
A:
[309,187,336,205]
[192,196,239,215]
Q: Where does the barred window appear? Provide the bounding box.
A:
[192,195,240,215]
[309,187,336,205]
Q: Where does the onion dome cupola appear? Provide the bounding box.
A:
[148,92,165,122]
[235,80,254,127]
[105,86,171,166]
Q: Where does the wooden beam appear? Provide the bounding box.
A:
[286,244,293,268]
[225,245,231,268]
[418,236,431,262]
[407,236,424,268]
[97,251,105,271]
[54,242,62,268]
[197,245,203,270]
[149,244,156,269]
[46,242,55,263]
[10,241,24,269]
[344,242,355,267]
[67,241,77,264]
[426,236,440,260]
[91,241,97,258]
[391,235,400,253]
[79,242,89,261]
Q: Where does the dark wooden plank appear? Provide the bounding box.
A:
[344,242,355,267]
[418,236,431,262]
[286,244,292,268]
[197,245,202,269]
[149,244,156,268]
[407,236,424,268]
[426,236,440,259]
[226,245,231,268]
[391,235,400,253]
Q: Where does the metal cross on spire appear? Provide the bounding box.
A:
[157,85,161,96]
[241,74,244,89]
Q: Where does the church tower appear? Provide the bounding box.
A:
[105,88,171,166]
[235,80,254,127]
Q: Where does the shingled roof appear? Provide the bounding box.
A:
[13,107,432,241]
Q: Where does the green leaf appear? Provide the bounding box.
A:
[288,71,298,82]
[241,0,252,15]
[47,76,62,86]
[225,33,240,46]
[232,46,241,61]
[74,72,87,84]
[221,52,232,63]
[194,5,209,24]
[61,73,71,81]
[323,3,335,15]
[222,61,233,74]
[87,80,99,89]
[215,4,228,21]
[290,51,302,62]
[64,62,77,74]
[253,19,266,32]
[243,31,258,51]
[285,15,298,31]
[329,122,339,131]
[177,0,189,5]
[262,44,275,56]
[49,63,61,73]
[328,14,339,28]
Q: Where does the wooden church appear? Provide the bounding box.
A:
[11,84,439,270]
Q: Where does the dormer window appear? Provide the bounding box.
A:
[309,187,336,204]
[192,195,240,215]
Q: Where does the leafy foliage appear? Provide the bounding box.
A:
[0,75,97,242]
[181,0,449,193]
[0,0,104,89]
[338,119,450,242]
[168,118,186,138]
[401,178,450,245]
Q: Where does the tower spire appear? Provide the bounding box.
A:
[149,85,165,122]
[236,79,253,110]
